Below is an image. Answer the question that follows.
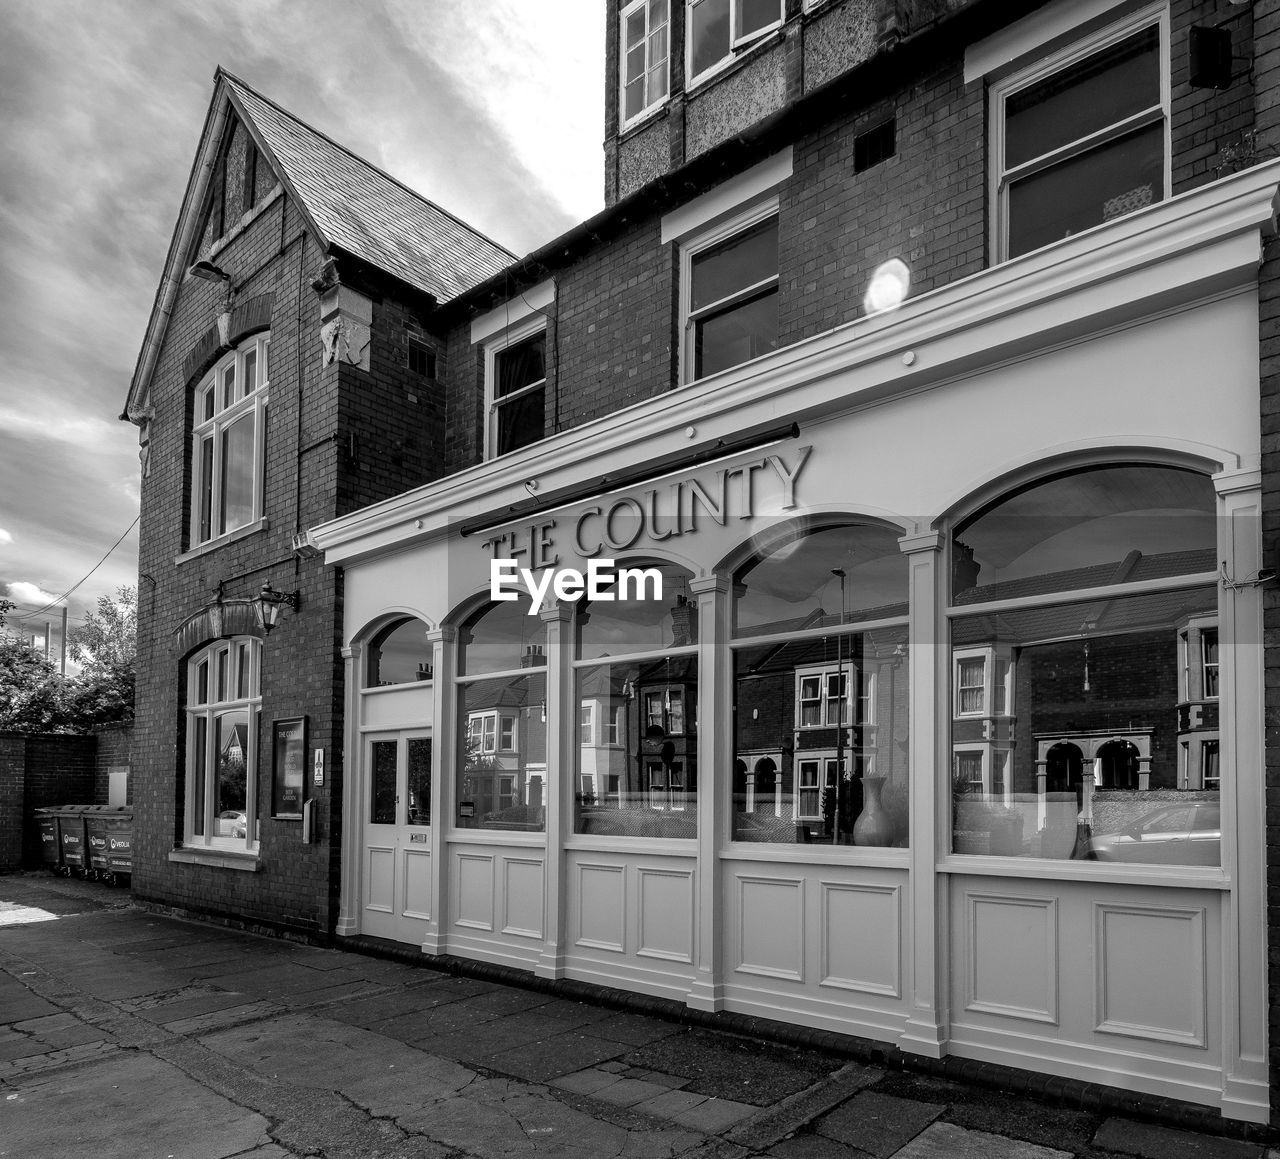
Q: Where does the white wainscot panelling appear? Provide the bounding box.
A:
[821,882,901,998]
[577,863,626,952]
[1094,903,1207,1047]
[637,867,694,963]
[454,853,495,931]
[502,857,544,939]
[401,849,432,920]
[966,892,1058,1024]
[361,684,432,730]
[736,875,804,982]
[366,846,394,913]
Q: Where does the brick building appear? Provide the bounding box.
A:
[129,0,1280,1128]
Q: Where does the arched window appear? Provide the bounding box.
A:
[731,523,909,845]
[365,618,432,686]
[575,560,697,838]
[454,596,546,831]
[184,637,261,850]
[190,332,270,547]
[950,464,1219,864]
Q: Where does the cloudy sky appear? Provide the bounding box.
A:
[0,0,604,648]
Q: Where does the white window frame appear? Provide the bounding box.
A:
[482,314,547,461]
[580,700,596,745]
[1201,627,1220,701]
[987,2,1170,263]
[190,332,270,548]
[184,637,260,853]
[679,196,779,384]
[685,0,784,88]
[953,649,989,718]
[620,0,671,130]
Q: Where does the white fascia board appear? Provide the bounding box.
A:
[660,148,793,244]
[311,160,1280,567]
[470,279,556,345]
[964,0,1132,84]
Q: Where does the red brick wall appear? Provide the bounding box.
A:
[133,180,444,937]
[0,733,96,868]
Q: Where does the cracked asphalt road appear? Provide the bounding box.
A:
[0,873,1269,1159]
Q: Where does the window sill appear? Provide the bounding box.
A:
[175,517,268,565]
[620,101,669,140]
[938,853,1230,889]
[169,846,262,872]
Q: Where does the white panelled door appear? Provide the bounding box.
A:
[361,730,433,943]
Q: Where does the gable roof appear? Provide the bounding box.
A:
[222,73,514,303]
[125,68,516,421]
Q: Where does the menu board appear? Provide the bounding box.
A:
[272,717,307,818]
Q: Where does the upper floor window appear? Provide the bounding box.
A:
[991,5,1168,261]
[682,202,778,382]
[484,319,546,459]
[191,333,269,548]
[185,637,260,851]
[622,0,670,128]
[687,0,783,85]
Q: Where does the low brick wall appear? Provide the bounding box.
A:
[0,732,100,869]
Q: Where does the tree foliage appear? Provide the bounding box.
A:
[0,587,137,734]
[66,586,136,729]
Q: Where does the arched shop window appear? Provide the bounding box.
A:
[950,464,1220,864]
[365,617,433,686]
[455,596,547,831]
[574,561,698,838]
[184,637,261,850]
[731,523,909,845]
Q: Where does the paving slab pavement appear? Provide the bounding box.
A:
[0,871,1271,1159]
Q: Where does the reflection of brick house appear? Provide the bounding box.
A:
[951,550,1217,800]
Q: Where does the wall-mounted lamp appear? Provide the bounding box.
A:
[255,583,300,634]
[188,260,231,284]
[864,258,911,316]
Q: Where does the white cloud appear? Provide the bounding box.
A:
[0,528,12,546]
[6,581,64,608]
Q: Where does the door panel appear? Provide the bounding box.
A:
[361,731,434,943]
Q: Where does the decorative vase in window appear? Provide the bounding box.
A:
[852,776,893,846]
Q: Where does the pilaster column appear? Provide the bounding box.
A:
[536,601,573,979]
[898,529,949,1057]
[422,626,455,956]
[1213,467,1269,1120]
[687,574,732,1012]
[335,645,361,937]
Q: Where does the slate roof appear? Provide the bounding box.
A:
[224,72,515,303]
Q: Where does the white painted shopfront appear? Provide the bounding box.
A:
[311,163,1280,1122]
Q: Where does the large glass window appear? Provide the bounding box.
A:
[732,524,909,845]
[575,562,699,838]
[185,637,261,850]
[993,10,1167,260]
[365,618,433,686]
[621,0,670,127]
[950,464,1220,865]
[191,333,269,547]
[455,597,547,831]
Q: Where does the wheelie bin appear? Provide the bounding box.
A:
[54,805,92,877]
